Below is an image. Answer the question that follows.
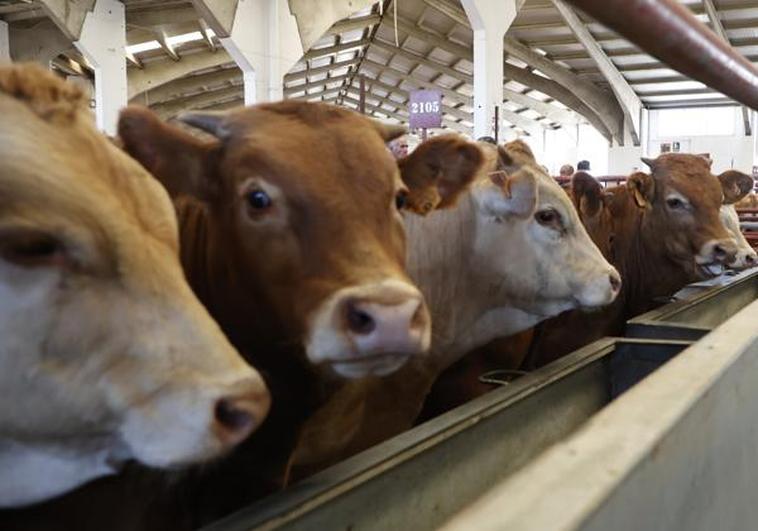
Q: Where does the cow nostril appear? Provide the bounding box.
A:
[346,301,376,335]
[214,398,255,436]
[746,254,757,266]
[609,272,622,293]
[713,244,728,261]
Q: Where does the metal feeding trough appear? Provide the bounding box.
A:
[204,272,758,531]
[204,339,691,531]
[626,269,758,340]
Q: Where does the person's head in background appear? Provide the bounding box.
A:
[389,136,409,159]
[559,164,574,178]
[477,136,497,145]
[577,160,591,171]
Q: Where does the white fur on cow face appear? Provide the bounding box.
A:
[471,167,620,317]
[720,204,757,269]
[0,92,269,507]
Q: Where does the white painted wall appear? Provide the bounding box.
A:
[536,123,609,176]
[647,106,753,174]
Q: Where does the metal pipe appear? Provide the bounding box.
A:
[566,0,758,110]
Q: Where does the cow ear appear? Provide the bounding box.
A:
[398,135,485,215]
[718,170,754,204]
[627,171,655,209]
[571,171,603,219]
[118,106,220,201]
[371,119,407,142]
[481,167,538,219]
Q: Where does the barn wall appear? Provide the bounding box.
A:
[647,106,754,174]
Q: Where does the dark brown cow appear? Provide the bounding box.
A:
[0,103,487,530]
[527,155,749,368]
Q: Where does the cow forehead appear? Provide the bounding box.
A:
[653,155,721,199]
[0,97,178,251]
[222,107,399,198]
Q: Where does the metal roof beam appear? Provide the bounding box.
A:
[189,0,238,38]
[38,0,96,41]
[284,73,352,96]
[284,57,360,82]
[129,49,234,100]
[327,14,381,35]
[421,0,623,142]
[702,0,750,135]
[303,38,370,61]
[552,0,642,144]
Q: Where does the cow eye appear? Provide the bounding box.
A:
[1,233,64,268]
[395,190,408,210]
[246,189,272,210]
[535,208,562,229]
[666,197,686,210]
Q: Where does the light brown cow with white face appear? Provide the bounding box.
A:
[0,65,270,508]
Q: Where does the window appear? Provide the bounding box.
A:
[655,107,736,137]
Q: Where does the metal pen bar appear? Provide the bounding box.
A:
[566,0,758,110]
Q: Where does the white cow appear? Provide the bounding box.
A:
[720,204,757,269]
[0,64,270,507]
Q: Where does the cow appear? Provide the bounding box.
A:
[721,204,756,269]
[287,139,621,474]
[717,170,757,269]
[526,156,746,368]
[0,65,269,509]
[0,104,490,530]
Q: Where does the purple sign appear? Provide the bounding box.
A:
[409,89,442,129]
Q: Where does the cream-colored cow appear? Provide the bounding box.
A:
[0,64,270,508]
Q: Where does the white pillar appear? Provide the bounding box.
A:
[219,0,277,104]
[74,0,127,135]
[462,0,517,140]
[0,21,9,62]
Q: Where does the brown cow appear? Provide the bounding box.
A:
[527,156,747,368]
[287,139,620,475]
[0,104,488,530]
[0,65,269,508]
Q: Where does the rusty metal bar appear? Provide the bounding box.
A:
[566,0,758,110]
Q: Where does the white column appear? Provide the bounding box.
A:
[461,0,517,139]
[74,0,127,135]
[0,21,9,62]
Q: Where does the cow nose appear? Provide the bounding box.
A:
[609,271,622,293]
[744,252,757,267]
[213,381,270,446]
[343,294,429,355]
[712,240,737,264]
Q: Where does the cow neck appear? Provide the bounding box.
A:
[611,188,699,318]
[404,193,486,356]
[174,198,325,507]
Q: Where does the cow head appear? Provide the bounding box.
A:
[0,65,270,507]
[718,170,756,269]
[570,171,616,260]
[469,140,620,317]
[633,154,739,275]
[118,104,483,379]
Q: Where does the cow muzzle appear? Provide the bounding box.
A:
[697,238,738,274]
[576,266,622,310]
[307,279,431,378]
[730,246,757,270]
